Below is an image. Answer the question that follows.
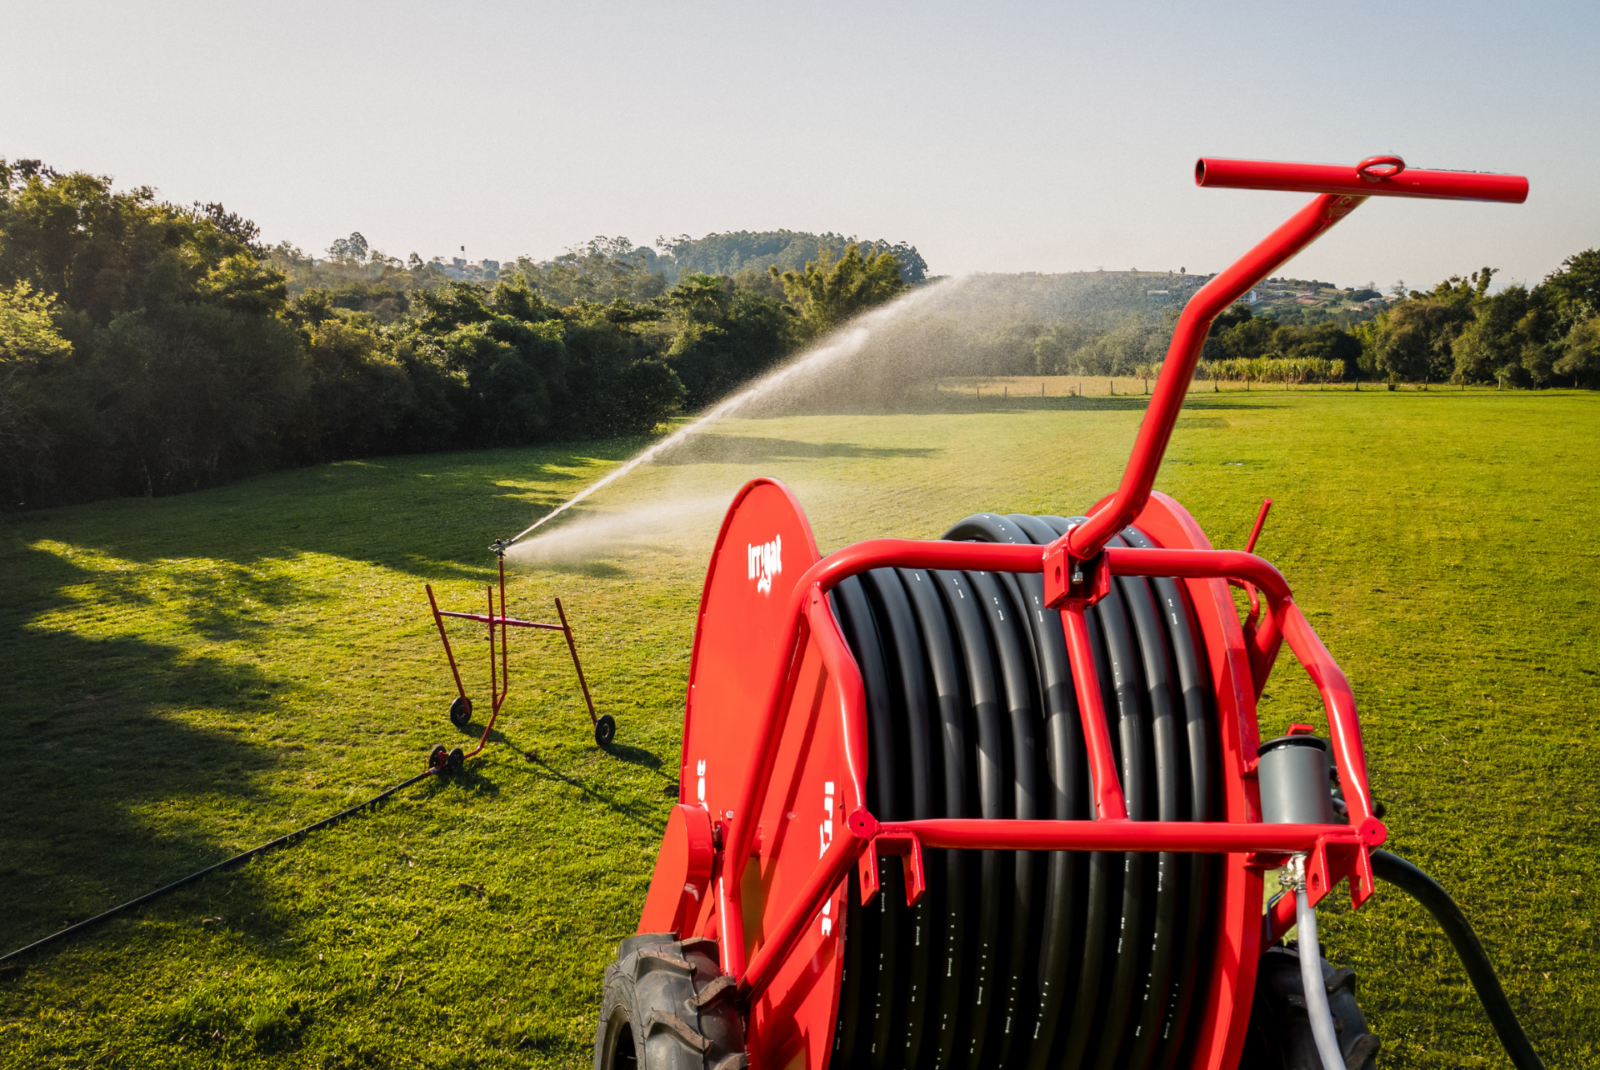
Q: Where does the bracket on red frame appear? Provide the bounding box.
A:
[857,831,927,908]
[1041,544,1110,610]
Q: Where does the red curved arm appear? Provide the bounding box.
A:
[1059,192,1357,563]
[1050,155,1529,576]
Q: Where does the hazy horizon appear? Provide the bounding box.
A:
[5,1,1596,292]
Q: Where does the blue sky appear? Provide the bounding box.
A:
[5,1,1596,289]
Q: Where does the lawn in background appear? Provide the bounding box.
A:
[1,384,1595,1068]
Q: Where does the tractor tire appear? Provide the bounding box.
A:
[1240,943,1382,1070]
[594,934,746,1070]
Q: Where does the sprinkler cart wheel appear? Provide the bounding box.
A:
[605,154,1550,1070]
[449,695,472,729]
[595,714,616,748]
[595,935,745,1070]
[448,747,465,774]
[427,744,449,774]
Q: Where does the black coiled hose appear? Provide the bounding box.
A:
[1371,850,1547,1070]
[831,514,1222,1070]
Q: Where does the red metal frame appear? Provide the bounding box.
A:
[654,154,1525,1070]
[425,556,598,760]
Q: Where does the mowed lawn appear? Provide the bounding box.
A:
[1,386,1596,1068]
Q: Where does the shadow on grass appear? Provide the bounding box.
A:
[602,741,666,775]
[479,721,672,787]
[0,655,284,950]
[0,538,325,958]
[762,393,1285,417]
[654,436,941,466]
[481,728,669,836]
[519,755,666,837]
[7,401,1285,594]
[7,437,659,581]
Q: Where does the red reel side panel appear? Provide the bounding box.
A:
[669,478,851,1070]
[679,477,822,829]
[1129,491,1264,1070]
[741,635,856,1070]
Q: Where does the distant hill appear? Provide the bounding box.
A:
[659,230,928,284]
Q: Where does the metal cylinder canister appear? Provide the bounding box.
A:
[1256,735,1336,824]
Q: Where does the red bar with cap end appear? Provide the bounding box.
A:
[1196,156,1528,203]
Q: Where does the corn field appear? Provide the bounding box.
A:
[1192,357,1347,384]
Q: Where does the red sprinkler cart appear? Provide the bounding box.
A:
[424,541,610,775]
[596,156,1543,1070]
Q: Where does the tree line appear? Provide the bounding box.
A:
[1024,257,1600,388]
[5,157,1596,508]
[0,160,909,508]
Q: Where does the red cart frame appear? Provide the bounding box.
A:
[647,155,1526,1070]
[425,555,599,761]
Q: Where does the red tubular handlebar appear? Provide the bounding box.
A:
[1196,156,1528,204]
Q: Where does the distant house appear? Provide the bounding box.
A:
[481,260,500,272]
[1245,290,1259,304]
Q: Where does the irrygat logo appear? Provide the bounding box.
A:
[748,534,783,595]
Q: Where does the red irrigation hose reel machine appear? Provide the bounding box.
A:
[594,157,1545,1070]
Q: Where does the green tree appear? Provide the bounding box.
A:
[1540,249,1600,328]
[293,313,421,461]
[660,274,789,406]
[0,281,72,497]
[327,232,369,263]
[0,161,305,501]
[770,244,908,340]
[1554,314,1600,388]
[514,237,668,305]
[663,230,928,283]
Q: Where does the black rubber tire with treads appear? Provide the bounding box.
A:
[594,935,747,1070]
[1240,943,1381,1070]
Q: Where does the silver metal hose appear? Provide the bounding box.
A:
[1285,854,1344,1070]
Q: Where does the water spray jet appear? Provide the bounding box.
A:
[498,279,964,550]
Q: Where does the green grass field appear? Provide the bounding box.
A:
[1,384,1596,1068]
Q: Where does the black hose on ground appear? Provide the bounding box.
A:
[0,768,439,969]
[1370,849,1546,1070]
